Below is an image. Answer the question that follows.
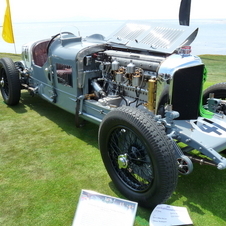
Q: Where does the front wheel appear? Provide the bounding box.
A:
[98,106,178,209]
[0,57,21,105]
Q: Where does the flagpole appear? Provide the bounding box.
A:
[13,43,17,54]
[8,0,16,54]
[1,26,17,54]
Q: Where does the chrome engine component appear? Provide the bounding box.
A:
[104,50,163,72]
[89,50,164,110]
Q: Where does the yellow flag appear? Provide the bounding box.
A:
[2,0,15,43]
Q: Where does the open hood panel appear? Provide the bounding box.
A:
[106,21,198,54]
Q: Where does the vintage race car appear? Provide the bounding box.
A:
[1,20,226,209]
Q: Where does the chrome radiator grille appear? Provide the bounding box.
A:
[171,65,204,120]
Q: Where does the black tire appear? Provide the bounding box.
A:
[98,106,178,209]
[0,58,21,105]
[203,82,226,104]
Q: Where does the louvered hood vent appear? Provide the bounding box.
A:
[106,21,198,54]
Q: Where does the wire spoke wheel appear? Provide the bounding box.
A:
[99,106,178,209]
[109,127,153,192]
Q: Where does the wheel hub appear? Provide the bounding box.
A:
[0,78,4,88]
[177,156,193,175]
[118,154,128,169]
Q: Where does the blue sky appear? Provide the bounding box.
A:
[0,0,226,23]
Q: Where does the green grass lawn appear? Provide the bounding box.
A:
[201,54,226,89]
[0,54,226,226]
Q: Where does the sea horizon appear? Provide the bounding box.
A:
[0,19,225,55]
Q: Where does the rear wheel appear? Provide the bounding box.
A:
[203,83,226,153]
[0,58,21,105]
[203,82,226,114]
[203,82,226,103]
[98,106,178,209]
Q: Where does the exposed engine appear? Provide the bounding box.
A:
[88,50,165,111]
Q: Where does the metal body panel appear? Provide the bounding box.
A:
[175,117,226,152]
[81,99,111,124]
[172,117,226,169]
[107,21,198,54]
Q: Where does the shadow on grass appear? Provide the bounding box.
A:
[10,91,99,149]
[9,92,226,223]
[168,162,226,221]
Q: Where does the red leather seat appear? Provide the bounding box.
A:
[32,40,50,67]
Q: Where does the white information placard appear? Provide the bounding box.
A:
[72,190,138,226]
[149,204,193,226]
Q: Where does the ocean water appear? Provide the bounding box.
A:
[0,19,226,55]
